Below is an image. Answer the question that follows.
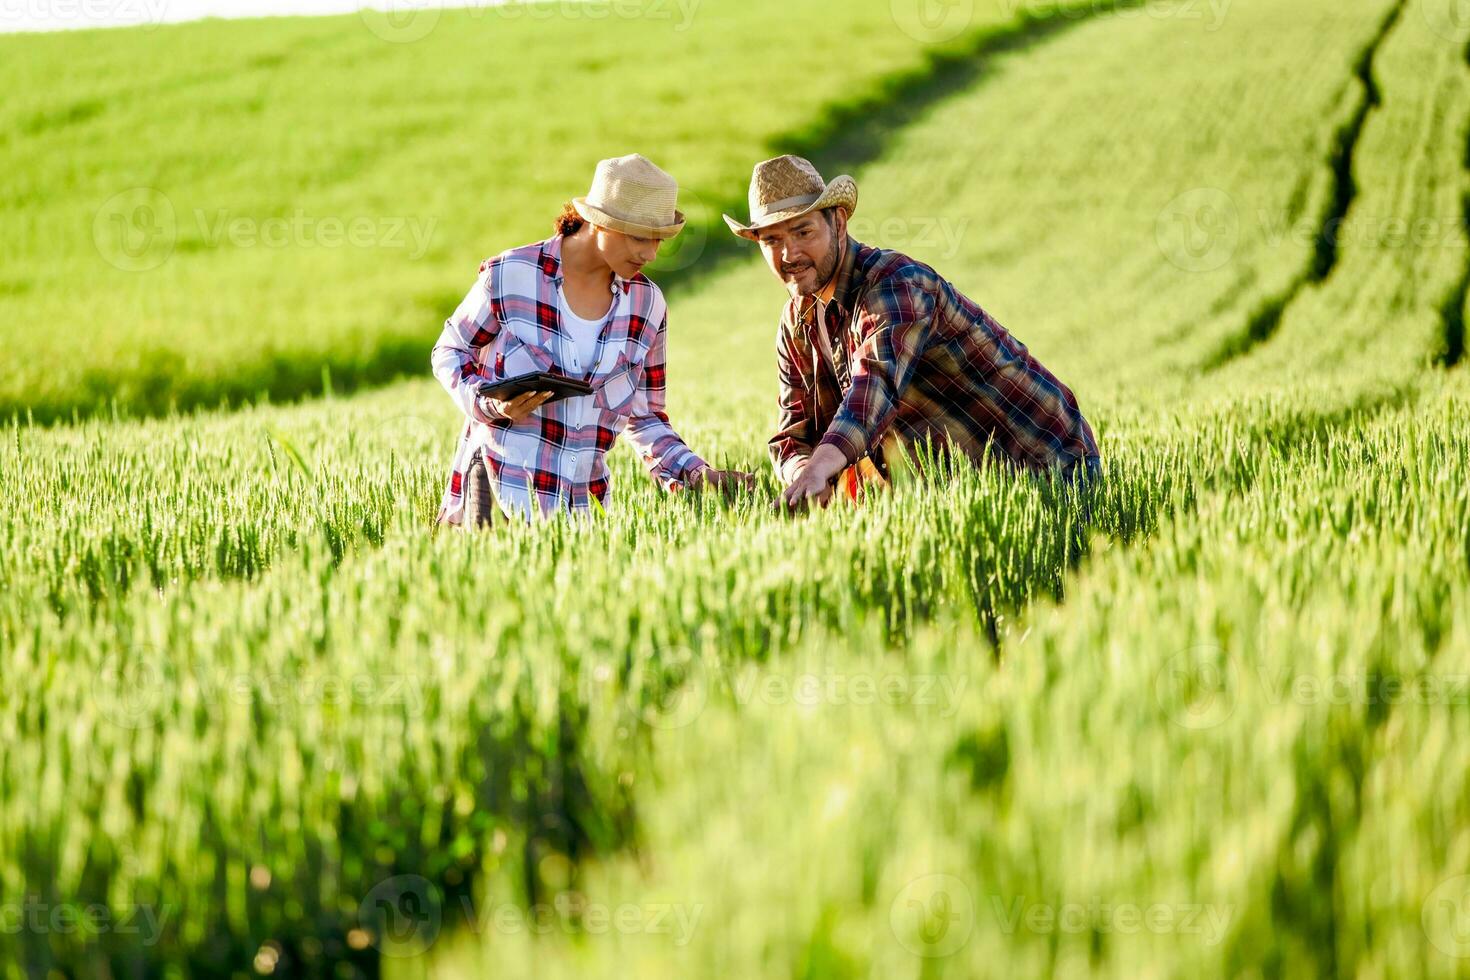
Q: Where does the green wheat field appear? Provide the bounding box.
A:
[3,0,1469,976]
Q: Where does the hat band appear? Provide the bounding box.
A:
[752,190,823,220]
[585,197,676,227]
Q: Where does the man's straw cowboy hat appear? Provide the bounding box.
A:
[724,155,858,240]
[573,153,686,240]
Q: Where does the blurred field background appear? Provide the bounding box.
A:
[3,0,1470,977]
[0,0,1054,422]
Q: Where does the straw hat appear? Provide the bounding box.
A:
[572,153,685,240]
[724,155,858,240]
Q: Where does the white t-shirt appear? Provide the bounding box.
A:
[557,285,606,374]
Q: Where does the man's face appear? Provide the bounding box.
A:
[756,209,848,299]
[593,226,662,279]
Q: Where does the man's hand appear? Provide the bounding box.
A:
[778,444,848,513]
[479,390,552,423]
[684,466,758,494]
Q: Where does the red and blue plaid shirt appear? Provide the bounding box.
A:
[432,236,705,523]
[771,238,1099,483]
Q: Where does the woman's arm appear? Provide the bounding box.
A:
[430,260,503,424]
[622,309,708,488]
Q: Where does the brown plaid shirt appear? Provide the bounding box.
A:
[771,238,1099,483]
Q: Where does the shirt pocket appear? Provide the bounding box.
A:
[490,321,557,378]
[593,353,639,416]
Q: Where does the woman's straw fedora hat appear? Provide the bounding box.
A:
[572,154,686,240]
[724,155,858,240]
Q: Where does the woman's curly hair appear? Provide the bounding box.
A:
[554,201,585,237]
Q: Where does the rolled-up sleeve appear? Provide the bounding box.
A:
[768,315,815,485]
[623,307,705,488]
[818,278,935,466]
[430,259,501,424]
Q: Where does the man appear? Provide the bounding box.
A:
[723,155,1100,510]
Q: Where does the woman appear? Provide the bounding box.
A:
[432,153,750,526]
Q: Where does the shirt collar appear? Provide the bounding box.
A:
[540,234,630,296]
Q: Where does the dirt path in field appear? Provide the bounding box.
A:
[1203,0,1409,368]
[1441,36,1470,369]
[654,0,1150,297]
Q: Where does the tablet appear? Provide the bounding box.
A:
[478,372,595,404]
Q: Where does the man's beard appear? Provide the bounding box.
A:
[783,244,840,298]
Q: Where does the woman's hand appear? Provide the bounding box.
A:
[479,390,553,423]
[684,466,757,494]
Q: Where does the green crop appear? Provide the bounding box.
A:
[1,0,1468,976]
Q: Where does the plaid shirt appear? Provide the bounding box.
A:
[432,236,705,523]
[771,238,1099,483]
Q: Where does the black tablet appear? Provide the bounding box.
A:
[478,372,595,403]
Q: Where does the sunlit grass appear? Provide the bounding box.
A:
[2,0,1469,976]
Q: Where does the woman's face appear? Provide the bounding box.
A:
[592,226,662,279]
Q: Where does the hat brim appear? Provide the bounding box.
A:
[573,198,685,240]
[723,175,858,241]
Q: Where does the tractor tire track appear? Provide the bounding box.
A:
[1440,37,1470,369]
[1206,0,1408,369]
[656,0,1149,294]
